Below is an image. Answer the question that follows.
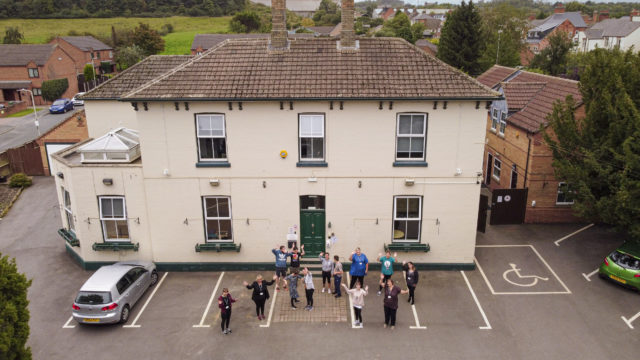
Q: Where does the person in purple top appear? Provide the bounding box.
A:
[379,274,408,329]
[349,247,369,288]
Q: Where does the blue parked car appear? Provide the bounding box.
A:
[49,98,74,114]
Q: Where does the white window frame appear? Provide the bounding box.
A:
[395,113,427,161]
[493,158,502,181]
[62,187,74,233]
[32,88,42,96]
[98,196,130,242]
[499,111,507,135]
[28,68,39,78]
[491,108,499,131]
[392,196,422,243]
[556,182,575,205]
[196,114,227,162]
[203,196,233,243]
[298,114,325,161]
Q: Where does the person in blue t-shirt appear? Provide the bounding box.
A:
[272,245,292,290]
[377,250,397,295]
[349,247,369,288]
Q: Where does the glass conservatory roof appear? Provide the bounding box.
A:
[79,128,139,152]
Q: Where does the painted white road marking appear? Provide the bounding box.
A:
[402,271,426,329]
[345,273,358,329]
[554,223,595,246]
[62,316,75,329]
[123,272,168,328]
[259,283,277,328]
[502,263,549,287]
[193,272,225,328]
[582,268,599,282]
[622,311,640,329]
[461,270,491,330]
[475,245,571,295]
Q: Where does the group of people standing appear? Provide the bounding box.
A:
[216,244,420,334]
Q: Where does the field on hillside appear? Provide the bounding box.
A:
[0,17,231,54]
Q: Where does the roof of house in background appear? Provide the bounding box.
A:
[0,44,57,66]
[250,0,327,12]
[476,65,519,89]
[124,37,499,101]
[531,11,587,32]
[479,65,582,133]
[82,55,194,99]
[307,26,338,36]
[415,40,438,53]
[586,17,640,38]
[190,33,313,51]
[60,36,112,51]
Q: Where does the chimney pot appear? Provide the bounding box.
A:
[270,0,288,50]
[340,0,356,49]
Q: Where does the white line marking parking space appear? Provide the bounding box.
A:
[461,270,491,330]
[402,271,426,330]
[475,245,571,295]
[622,311,640,329]
[62,316,75,329]
[582,268,599,282]
[554,223,595,246]
[259,282,277,328]
[193,272,225,328]
[123,272,169,328]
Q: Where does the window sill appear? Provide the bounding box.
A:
[492,176,500,182]
[195,242,242,252]
[555,202,574,206]
[393,161,428,167]
[196,162,231,168]
[58,228,79,247]
[385,243,430,252]
[296,162,328,167]
[490,128,497,133]
[92,242,139,251]
[498,133,505,138]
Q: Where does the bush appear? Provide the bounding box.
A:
[230,11,262,33]
[0,254,32,360]
[41,78,69,102]
[9,173,32,188]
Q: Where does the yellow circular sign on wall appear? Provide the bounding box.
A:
[280,150,288,158]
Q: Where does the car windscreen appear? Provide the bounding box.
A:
[53,100,65,105]
[75,291,112,305]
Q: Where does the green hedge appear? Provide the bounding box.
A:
[9,173,32,188]
[41,78,69,102]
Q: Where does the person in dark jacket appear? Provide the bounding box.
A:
[217,288,236,334]
[243,274,277,321]
[379,274,408,329]
[402,261,419,305]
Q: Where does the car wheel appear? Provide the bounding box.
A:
[150,270,159,286]
[119,304,130,324]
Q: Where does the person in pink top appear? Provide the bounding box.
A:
[342,280,368,328]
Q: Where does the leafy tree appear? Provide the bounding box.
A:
[131,23,164,57]
[437,1,484,76]
[312,0,341,26]
[229,11,262,33]
[83,64,95,81]
[3,26,23,44]
[115,45,145,70]
[479,2,528,70]
[528,31,573,76]
[0,254,32,360]
[376,11,424,44]
[41,78,69,102]
[544,49,640,240]
[300,18,314,27]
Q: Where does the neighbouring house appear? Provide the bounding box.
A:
[523,3,587,65]
[36,110,89,176]
[190,33,313,55]
[0,44,79,106]
[50,36,115,75]
[477,65,584,224]
[576,10,640,53]
[250,0,338,17]
[52,0,499,271]
[415,40,438,56]
[412,14,442,38]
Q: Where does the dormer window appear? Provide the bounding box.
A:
[78,128,140,163]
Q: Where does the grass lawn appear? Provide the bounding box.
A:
[6,108,43,118]
[0,16,232,54]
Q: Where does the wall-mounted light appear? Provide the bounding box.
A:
[246,218,250,225]
[328,221,332,228]
[308,177,317,183]
[263,181,267,188]
[56,172,64,179]
[163,168,170,176]
[209,179,220,186]
[405,178,415,186]
[102,178,113,185]
[455,168,462,176]
[375,218,379,225]
[358,180,362,188]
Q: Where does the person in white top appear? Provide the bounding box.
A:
[342,281,368,327]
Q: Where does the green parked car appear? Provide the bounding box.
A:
[599,241,640,292]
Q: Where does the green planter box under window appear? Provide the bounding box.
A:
[385,243,430,252]
[195,243,242,252]
[92,242,139,251]
[58,228,80,247]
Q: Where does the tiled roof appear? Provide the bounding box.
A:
[415,40,438,53]
[587,17,640,38]
[190,33,313,51]
[60,36,112,51]
[532,12,587,32]
[251,0,323,12]
[0,44,56,66]
[476,65,518,89]
[307,26,336,35]
[125,37,499,101]
[501,82,545,111]
[82,55,194,99]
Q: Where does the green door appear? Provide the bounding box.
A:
[300,211,325,256]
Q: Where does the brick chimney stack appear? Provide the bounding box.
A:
[554,3,565,14]
[630,9,639,22]
[270,0,288,50]
[340,0,356,49]
[599,10,610,21]
[593,10,599,23]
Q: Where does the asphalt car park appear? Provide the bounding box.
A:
[1,178,638,359]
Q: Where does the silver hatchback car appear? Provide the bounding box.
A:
[72,261,158,325]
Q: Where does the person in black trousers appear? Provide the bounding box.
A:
[402,261,419,305]
[217,288,235,334]
[379,274,408,329]
[244,274,277,321]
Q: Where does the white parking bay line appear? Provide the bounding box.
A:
[461,270,491,330]
[582,268,599,282]
[403,271,426,330]
[62,316,75,329]
[193,272,225,328]
[259,284,277,328]
[345,273,358,329]
[554,223,595,247]
[621,311,640,329]
[123,272,169,328]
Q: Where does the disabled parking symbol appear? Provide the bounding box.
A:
[502,263,549,287]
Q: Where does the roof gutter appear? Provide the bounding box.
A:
[119,96,504,102]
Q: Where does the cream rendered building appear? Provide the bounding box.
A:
[53,0,499,271]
